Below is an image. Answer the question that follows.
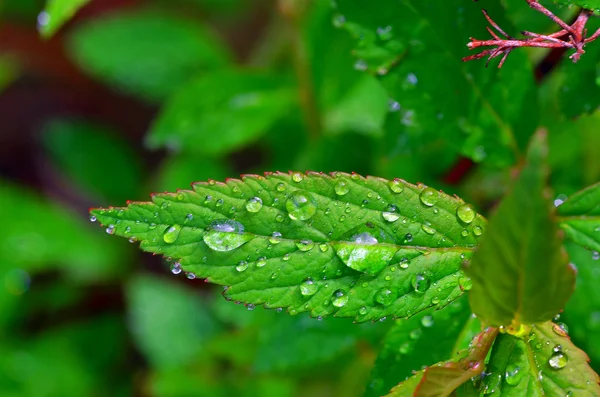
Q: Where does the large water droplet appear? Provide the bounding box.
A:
[388,179,404,193]
[286,192,317,220]
[457,204,476,224]
[548,351,568,369]
[106,224,115,235]
[170,262,182,275]
[334,233,396,275]
[374,288,396,306]
[236,261,248,272]
[296,240,315,252]
[163,225,182,244]
[335,181,350,196]
[411,273,431,293]
[504,364,523,386]
[245,197,263,213]
[292,173,303,183]
[419,187,438,207]
[382,204,400,222]
[300,278,318,296]
[332,289,348,307]
[202,220,252,252]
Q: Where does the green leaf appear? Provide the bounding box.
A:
[155,154,230,194]
[146,69,296,155]
[465,131,575,326]
[333,0,538,166]
[365,295,481,397]
[385,327,499,397]
[482,322,600,395]
[91,172,486,322]
[67,9,230,101]
[557,182,600,252]
[126,275,218,369]
[552,0,600,10]
[562,242,600,368]
[41,118,143,203]
[39,0,89,38]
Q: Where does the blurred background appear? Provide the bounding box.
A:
[0,0,598,396]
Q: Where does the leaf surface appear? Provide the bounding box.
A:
[465,131,575,326]
[91,172,486,322]
[557,182,600,252]
[39,0,90,38]
[482,322,600,396]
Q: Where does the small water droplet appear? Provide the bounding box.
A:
[247,303,255,311]
[473,226,483,236]
[374,288,396,306]
[106,225,115,235]
[163,225,182,244]
[388,99,400,112]
[286,192,317,220]
[457,204,476,224]
[399,342,412,354]
[236,261,248,272]
[332,289,348,307]
[335,181,350,196]
[245,197,263,212]
[412,273,431,293]
[269,231,282,244]
[505,364,523,386]
[319,244,328,252]
[90,215,97,222]
[382,204,400,222]
[256,257,267,268]
[186,272,196,280]
[388,179,404,193]
[282,253,291,261]
[593,251,600,260]
[461,229,469,237]
[409,328,422,340]
[376,25,393,40]
[296,240,315,252]
[300,278,318,296]
[459,274,472,291]
[332,13,346,28]
[421,315,434,327]
[419,187,438,207]
[170,262,182,275]
[548,351,568,369]
[354,59,368,71]
[292,173,303,183]
[421,223,436,235]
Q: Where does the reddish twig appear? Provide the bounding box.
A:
[463,0,600,68]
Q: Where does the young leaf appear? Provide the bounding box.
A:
[146,69,296,155]
[385,327,499,397]
[482,322,600,395]
[557,182,600,252]
[91,172,486,322]
[365,295,481,397]
[67,9,230,101]
[39,0,90,38]
[465,131,575,326]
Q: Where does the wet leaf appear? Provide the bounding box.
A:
[557,182,600,252]
[91,172,486,322]
[39,0,89,38]
[552,0,600,11]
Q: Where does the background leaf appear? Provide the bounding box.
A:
[38,0,90,38]
[552,0,600,10]
[92,172,486,322]
[558,182,600,252]
[465,132,575,326]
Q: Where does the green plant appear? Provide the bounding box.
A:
[4,0,599,396]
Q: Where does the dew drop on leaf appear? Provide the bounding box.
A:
[409,328,422,340]
[457,204,476,224]
[170,262,182,275]
[90,215,97,222]
[388,179,404,193]
[256,257,267,268]
[332,289,348,307]
[245,197,263,212]
[548,351,568,370]
[202,220,251,252]
[419,187,439,207]
[300,278,318,296]
[269,231,282,244]
[296,240,315,252]
[411,273,431,293]
[106,224,115,235]
[359,306,368,315]
[421,223,436,235]
[235,261,248,272]
[421,315,434,327]
[334,233,395,275]
[292,173,303,183]
[162,225,181,244]
[186,272,196,280]
[282,253,291,261]
[286,192,317,220]
[399,342,412,354]
[374,288,396,306]
[382,204,400,222]
[404,233,413,243]
[335,181,350,196]
[473,226,483,236]
[504,364,523,386]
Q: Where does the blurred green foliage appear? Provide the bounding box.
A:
[1,0,599,396]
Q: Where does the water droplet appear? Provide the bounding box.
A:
[319,244,328,252]
[202,220,252,252]
[382,204,400,222]
[421,315,434,327]
[292,173,303,183]
[461,229,469,237]
[37,11,50,29]
[216,199,224,207]
[421,223,436,235]
[548,351,568,369]
[457,204,476,224]
[409,328,422,340]
[335,181,350,196]
[374,288,397,306]
[90,215,97,222]
[186,272,196,280]
[354,59,368,71]
[185,213,193,222]
[269,231,282,244]
[276,183,286,192]
[236,261,248,272]
[275,214,285,223]
[106,225,115,235]
[256,257,267,268]
[505,364,523,386]
[128,237,136,244]
[412,273,431,293]
[473,226,483,236]
[282,253,291,261]
[459,274,472,291]
[300,278,318,296]
[163,225,182,244]
[388,99,400,112]
[245,197,263,212]
[286,192,317,220]
[593,251,600,261]
[332,13,346,28]
[404,233,413,243]
[334,233,395,275]
[376,25,393,40]
[296,240,315,252]
[170,262,182,275]
[399,342,412,355]
[247,304,255,311]
[332,289,348,307]
[419,187,438,207]
[388,179,404,193]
